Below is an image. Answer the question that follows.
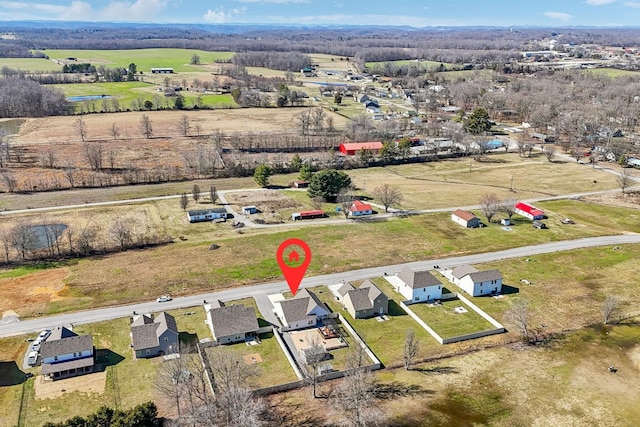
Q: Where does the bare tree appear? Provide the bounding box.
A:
[83,142,104,171]
[0,227,12,262]
[10,222,36,260]
[616,168,635,194]
[178,114,191,137]
[192,184,201,203]
[501,198,517,219]
[110,122,120,140]
[602,295,620,325]
[310,196,324,210]
[403,329,419,370]
[110,216,135,250]
[180,192,189,211]
[331,347,383,427]
[505,299,531,342]
[39,149,56,168]
[209,185,218,204]
[140,114,153,139]
[480,193,501,223]
[63,165,76,188]
[1,171,17,193]
[372,184,404,212]
[73,116,88,141]
[300,332,327,398]
[543,145,556,162]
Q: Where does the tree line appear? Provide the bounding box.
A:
[0,77,70,117]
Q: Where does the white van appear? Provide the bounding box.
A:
[27,351,38,366]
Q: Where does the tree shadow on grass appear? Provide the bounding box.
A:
[414,366,460,375]
[373,381,434,400]
[265,395,327,427]
[0,361,27,386]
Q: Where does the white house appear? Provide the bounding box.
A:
[274,289,330,331]
[40,326,94,380]
[349,200,373,217]
[391,267,443,303]
[451,209,481,228]
[446,264,503,297]
[187,208,228,223]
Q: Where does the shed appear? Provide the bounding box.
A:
[339,142,383,156]
[514,202,544,220]
[242,206,258,215]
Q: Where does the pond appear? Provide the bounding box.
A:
[28,224,68,250]
[0,119,25,135]
[66,95,112,102]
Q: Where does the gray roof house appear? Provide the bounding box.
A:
[40,326,94,380]
[275,289,330,331]
[130,312,179,358]
[207,304,260,344]
[395,267,443,303]
[342,279,389,319]
[447,264,503,297]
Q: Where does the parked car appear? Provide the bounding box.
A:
[27,351,38,366]
[37,329,51,341]
[157,295,172,303]
[32,340,41,352]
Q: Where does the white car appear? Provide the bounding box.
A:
[157,295,172,303]
[32,340,41,352]
[37,329,51,341]
[27,351,38,366]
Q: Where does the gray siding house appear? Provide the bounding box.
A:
[130,312,179,358]
[207,304,260,344]
[339,280,388,319]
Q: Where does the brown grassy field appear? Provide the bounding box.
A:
[13,108,347,143]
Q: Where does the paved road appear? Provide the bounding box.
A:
[2,234,639,339]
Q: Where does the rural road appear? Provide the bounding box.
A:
[2,233,639,339]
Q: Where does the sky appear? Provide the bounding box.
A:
[1,0,640,27]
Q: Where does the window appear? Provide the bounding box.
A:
[414,297,419,301]
[146,349,150,355]
[164,337,168,342]
[54,356,58,361]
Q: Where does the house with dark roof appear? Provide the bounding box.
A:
[395,267,443,303]
[446,264,503,297]
[341,280,388,319]
[349,200,373,217]
[207,304,260,344]
[451,209,481,228]
[40,326,94,380]
[274,289,330,331]
[130,312,179,358]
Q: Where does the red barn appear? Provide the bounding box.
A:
[339,141,383,156]
[514,202,545,220]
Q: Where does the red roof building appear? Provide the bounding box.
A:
[514,202,545,220]
[339,141,383,156]
[349,200,373,217]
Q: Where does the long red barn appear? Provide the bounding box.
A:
[514,202,545,220]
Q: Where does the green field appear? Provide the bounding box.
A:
[51,81,236,111]
[0,58,60,72]
[365,59,456,70]
[583,68,640,77]
[42,48,235,73]
[406,299,496,339]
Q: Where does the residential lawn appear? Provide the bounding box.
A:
[0,335,32,427]
[18,317,158,427]
[204,332,298,388]
[165,306,210,342]
[42,49,235,73]
[406,299,496,339]
[311,283,441,367]
[0,58,61,72]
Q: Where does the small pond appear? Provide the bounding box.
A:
[66,95,112,102]
[27,224,68,250]
[0,119,25,135]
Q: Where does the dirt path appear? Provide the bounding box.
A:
[0,268,69,316]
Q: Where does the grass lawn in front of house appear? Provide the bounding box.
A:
[406,298,497,339]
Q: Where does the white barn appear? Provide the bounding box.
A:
[451,209,481,228]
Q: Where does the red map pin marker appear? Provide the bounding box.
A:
[277,238,312,296]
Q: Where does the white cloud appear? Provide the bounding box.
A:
[238,0,309,3]
[203,7,246,23]
[0,0,174,21]
[261,13,467,27]
[624,1,640,7]
[586,0,616,5]
[543,11,573,21]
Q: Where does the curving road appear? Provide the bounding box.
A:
[1,233,639,339]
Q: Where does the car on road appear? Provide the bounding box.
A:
[157,295,172,303]
[27,351,38,366]
[37,329,51,341]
